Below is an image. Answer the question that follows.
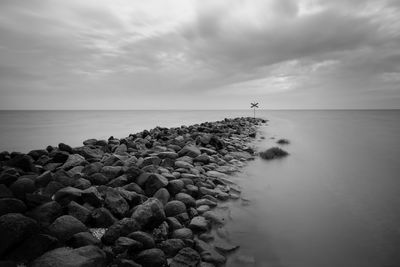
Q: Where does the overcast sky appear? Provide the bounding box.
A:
[0,0,399,109]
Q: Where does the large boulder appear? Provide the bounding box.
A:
[0,213,39,256]
[48,215,87,243]
[30,245,107,267]
[131,198,165,229]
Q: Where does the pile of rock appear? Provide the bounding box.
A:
[0,117,265,267]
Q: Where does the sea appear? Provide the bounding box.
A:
[1,110,399,267]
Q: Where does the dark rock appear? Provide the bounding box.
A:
[0,173,19,187]
[127,231,155,249]
[82,162,103,176]
[79,146,104,160]
[102,218,140,245]
[30,245,107,267]
[164,200,186,217]
[25,193,52,208]
[5,154,36,172]
[171,228,193,240]
[74,178,91,190]
[88,173,109,185]
[6,233,57,262]
[144,173,168,196]
[50,150,70,163]
[153,188,170,206]
[114,144,128,155]
[114,237,142,254]
[35,170,53,187]
[90,207,117,228]
[28,149,48,161]
[104,188,129,218]
[0,198,26,216]
[178,145,201,158]
[82,187,103,207]
[69,232,101,248]
[157,238,186,257]
[9,178,36,200]
[209,136,224,150]
[131,198,165,229]
[260,147,289,160]
[194,154,210,164]
[0,184,13,198]
[175,161,194,169]
[175,192,196,208]
[135,248,166,267]
[61,154,86,169]
[27,201,63,227]
[189,216,209,232]
[48,215,87,243]
[0,213,39,257]
[68,201,91,224]
[117,259,142,267]
[195,239,226,264]
[53,170,75,186]
[125,166,143,183]
[83,139,98,146]
[58,143,73,154]
[158,151,179,159]
[166,217,183,230]
[167,179,185,195]
[43,181,64,197]
[54,186,83,206]
[170,247,201,267]
[123,182,145,195]
[107,175,128,188]
[101,166,123,180]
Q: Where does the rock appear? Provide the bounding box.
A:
[48,215,88,243]
[117,259,142,267]
[0,213,39,257]
[82,162,103,176]
[80,146,104,160]
[27,201,63,227]
[102,218,140,245]
[101,166,123,180]
[125,166,142,183]
[202,211,225,226]
[175,161,194,169]
[164,200,186,217]
[35,170,53,187]
[9,178,36,200]
[189,216,209,232]
[145,173,168,196]
[135,248,166,267]
[68,201,91,224]
[195,239,226,264]
[58,143,73,153]
[51,150,70,163]
[74,178,91,190]
[194,154,210,164]
[214,239,239,253]
[259,147,289,160]
[61,154,86,170]
[0,173,19,187]
[196,205,210,214]
[69,232,101,248]
[157,238,186,257]
[175,192,196,208]
[166,217,183,230]
[128,231,155,249]
[172,228,193,240]
[42,181,64,196]
[114,144,128,155]
[82,187,103,207]
[88,173,108,185]
[6,154,36,172]
[104,188,129,218]
[30,245,107,267]
[123,182,145,195]
[114,237,142,254]
[54,186,83,206]
[115,188,143,207]
[0,198,26,216]
[170,247,201,267]
[131,198,165,229]
[158,151,179,159]
[178,145,201,158]
[6,233,58,262]
[167,179,185,195]
[90,207,117,228]
[0,184,13,198]
[83,139,98,146]
[153,188,170,206]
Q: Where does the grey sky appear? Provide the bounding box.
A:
[0,0,399,109]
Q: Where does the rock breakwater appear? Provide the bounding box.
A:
[0,117,265,267]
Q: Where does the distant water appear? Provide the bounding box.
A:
[1,110,400,266]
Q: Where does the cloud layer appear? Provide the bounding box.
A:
[0,0,399,109]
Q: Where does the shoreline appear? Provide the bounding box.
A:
[0,117,266,266]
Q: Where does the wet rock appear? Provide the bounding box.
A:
[135,248,166,267]
[9,178,36,200]
[195,239,226,265]
[189,216,209,232]
[0,213,39,257]
[175,192,196,208]
[165,200,186,217]
[48,215,88,243]
[131,198,165,229]
[157,238,186,257]
[102,218,140,245]
[128,231,155,249]
[30,245,107,267]
[0,198,26,216]
[90,207,117,228]
[170,247,201,267]
[104,188,129,218]
[27,201,63,227]
[214,239,239,253]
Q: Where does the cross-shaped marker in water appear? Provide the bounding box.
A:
[251,102,259,119]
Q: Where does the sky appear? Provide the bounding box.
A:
[0,0,399,109]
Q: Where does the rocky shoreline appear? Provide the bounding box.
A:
[0,117,266,267]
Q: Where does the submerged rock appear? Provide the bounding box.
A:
[260,147,289,160]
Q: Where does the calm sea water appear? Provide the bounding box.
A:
[1,110,399,266]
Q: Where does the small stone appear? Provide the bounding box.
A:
[128,231,155,249]
[170,247,201,267]
[172,228,193,240]
[189,216,209,232]
[175,192,196,208]
[69,232,101,248]
[157,238,186,257]
[102,218,140,245]
[165,200,187,217]
[135,248,166,267]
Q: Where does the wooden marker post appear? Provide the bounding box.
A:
[251,102,259,119]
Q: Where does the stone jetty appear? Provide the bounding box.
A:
[0,117,265,267]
